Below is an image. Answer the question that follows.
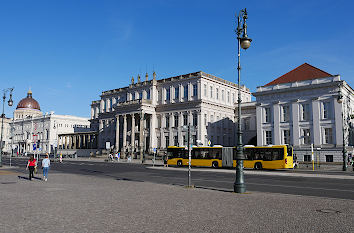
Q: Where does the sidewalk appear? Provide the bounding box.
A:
[0,166,353,233]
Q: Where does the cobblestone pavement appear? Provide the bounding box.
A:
[0,166,353,233]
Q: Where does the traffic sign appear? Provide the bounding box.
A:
[208,140,211,146]
[33,144,37,151]
[153,148,157,153]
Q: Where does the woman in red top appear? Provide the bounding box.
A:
[26,155,37,180]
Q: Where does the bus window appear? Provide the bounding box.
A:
[272,149,283,160]
[264,150,272,161]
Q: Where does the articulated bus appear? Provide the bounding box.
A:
[167,145,294,170]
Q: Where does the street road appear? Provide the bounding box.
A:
[4,158,354,200]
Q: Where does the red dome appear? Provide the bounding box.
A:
[16,90,40,110]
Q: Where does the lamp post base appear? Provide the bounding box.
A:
[234,160,246,193]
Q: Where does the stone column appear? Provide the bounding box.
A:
[312,99,321,146]
[178,112,183,146]
[83,135,86,149]
[115,115,120,152]
[64,136,68,150]
[150,114,157,152]
[139,112,144,163]
[197,111,202,144]
[273,103,281,145]
[168,113,173,146]
[131,113,135,153]
[73,136,77,149]
[88,135,91,149]
[122,115,127,158]
[291,101,300,146]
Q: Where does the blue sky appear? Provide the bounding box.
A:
[1,0,353,118]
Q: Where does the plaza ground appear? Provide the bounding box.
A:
[0,164,354,233]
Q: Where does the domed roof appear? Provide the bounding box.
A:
[16,90,41,110]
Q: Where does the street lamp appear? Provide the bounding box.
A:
[234,9,252,193]
[0,87,14,167]
[337,84,347,171]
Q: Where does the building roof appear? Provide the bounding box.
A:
[264,63,333,87]
[16,90,41,110]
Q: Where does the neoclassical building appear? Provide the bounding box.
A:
[254,63,354,163]
[10,90,91,155]
[90,71,252,158]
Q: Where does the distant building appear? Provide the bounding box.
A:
[90,71,253,158]
[0,115,12,154]
[253,63,354,163]
[10,90,91,155]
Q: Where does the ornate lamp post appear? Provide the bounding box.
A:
[234,9,252,193]
[337,83,347,171]
[0,87,14,167]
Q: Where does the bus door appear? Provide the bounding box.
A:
[222,147,233,168]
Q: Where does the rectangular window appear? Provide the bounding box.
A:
[147,90,150,100]
[166,88,170,101]
[221,90,224,101]
[243,118,250,131]
[204,114,207,126]
[216,88,219,100]
[157,116,161,128]
[165,136,169,147]
[193,113,198,126]
[304,155,311,162]
[183,114,188,126]
[324,128,333,144]
[174,136,178,146]
[282,105,290,122]
[283,130,290,144]
[204,84,207,97]
[301,103,310,121]
[232,93,235,103]
[265,107,271,123]
[184,85,188,98]
[175,86,179,99]
[302,129,311,144]
[174,115,179,127]
[210,86,213,98]
[227,92,230,103]
[325,155,333,162]
[165,114,170,128]
[193,84,198,97]
[323,102,330,119]
[265,130,272,145]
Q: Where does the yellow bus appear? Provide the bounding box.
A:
[167,145,294,170]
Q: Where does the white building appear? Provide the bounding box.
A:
[90,71,252,158]
[254,63,354,163]
[0,115,12,154]
[11,90,91,155]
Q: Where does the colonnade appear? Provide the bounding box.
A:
[58,133,98,150]
[114,112,154,162]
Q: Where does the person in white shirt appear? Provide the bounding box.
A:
[42,154,51,181]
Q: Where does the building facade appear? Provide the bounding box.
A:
[254,63,354,163]
[10,90,91,155]
[90,71,252,158]
[0,115,12,154]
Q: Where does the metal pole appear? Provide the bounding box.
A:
[234,11,246,193]
[10,118,14,167]
[311,143,314,171]
[188,124,192,187]
[0,94,5,167]
[341,98,347,171]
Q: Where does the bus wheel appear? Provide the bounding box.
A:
[254,162,262,170]
[177,160,183,167]
[212,161,219,168]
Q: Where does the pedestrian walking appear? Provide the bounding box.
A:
[59,153,63,163]
[42,153,50,181]
[26,155,37,181]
